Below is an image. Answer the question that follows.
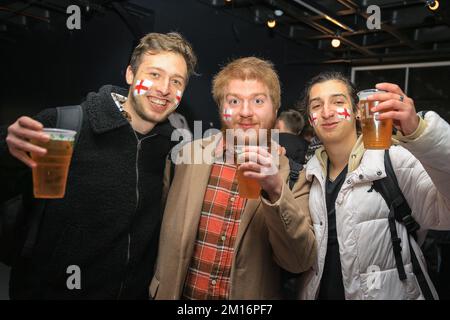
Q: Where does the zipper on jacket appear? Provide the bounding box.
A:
[117,132,157,299]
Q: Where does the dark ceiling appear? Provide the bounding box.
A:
[1,0,449,66]
[0,0,153,44]
[199,0,450,65]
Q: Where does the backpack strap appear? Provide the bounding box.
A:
[408,235,437,299]
[375,150,421,235]
[373,151,413,281]
[373,177,406,281]
[56,105,83,146]
[372,149,435,299]
[288,157,303,190]
[21,105,83,259]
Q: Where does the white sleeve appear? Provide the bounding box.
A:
[392,111,450,230]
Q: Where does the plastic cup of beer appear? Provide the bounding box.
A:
[236,169,261,199]
[357,89,393,149]
[30,128,77,199]
[235,144,269,199]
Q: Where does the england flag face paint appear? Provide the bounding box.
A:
[134,79,153,96]
[309,113,318,127]
[176,90,182,104]
[223,108,233,122]
[170,90,183,111]
[336,107,352,121]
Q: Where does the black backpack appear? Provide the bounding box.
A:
[372,149,440,300]
[0,105,83,266]
[287,158,303,190]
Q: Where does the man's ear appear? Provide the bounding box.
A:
[125,66,134,86]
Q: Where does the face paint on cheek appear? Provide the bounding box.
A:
[336,107,352,121]
[223,108,233,122]
[175,90,183,104]
[165,90,184,115]
[309,113,318,127]
[133,79,153,96]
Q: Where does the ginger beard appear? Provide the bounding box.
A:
[220,107,277,153]
[220,107,257,143]
[130,79,183,124]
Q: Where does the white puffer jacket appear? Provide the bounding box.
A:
[301,111,450,300]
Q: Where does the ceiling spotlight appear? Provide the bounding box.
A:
[331,38,341,48]
[426,0,439,11]
[267,19,276,28]
[274,9,284,17]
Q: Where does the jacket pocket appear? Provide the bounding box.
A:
[149,275,160,299]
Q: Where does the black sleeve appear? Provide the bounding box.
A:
[0,108,58,202]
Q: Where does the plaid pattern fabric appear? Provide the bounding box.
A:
[182,163,247,300]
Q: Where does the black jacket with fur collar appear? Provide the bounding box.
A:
[1,85,176,299]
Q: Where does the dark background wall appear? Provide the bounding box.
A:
[0,0,346,129]
[1,0,449,300]
[0,0,345,299]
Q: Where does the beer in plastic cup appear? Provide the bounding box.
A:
[30,128,77,199]
[236,169,261,199]
[357,89,393,149]
[235,144,268,199]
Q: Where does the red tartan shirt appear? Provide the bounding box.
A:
[182,162,247,300]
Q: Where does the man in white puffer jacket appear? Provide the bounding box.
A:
[298,71,450,300]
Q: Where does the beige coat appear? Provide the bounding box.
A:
[150,134,317,299]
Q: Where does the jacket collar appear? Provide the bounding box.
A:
[306,135,387,184]
[84,85,130,134]
[84,84,174,138]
